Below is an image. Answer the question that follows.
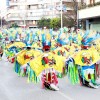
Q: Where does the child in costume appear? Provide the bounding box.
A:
[41,54,59,91]
[41,33,60,90]
[75,45,100,88]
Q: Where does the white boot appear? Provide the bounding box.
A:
[89,82,99,89]
[50,84,59,91]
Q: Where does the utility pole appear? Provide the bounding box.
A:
[23,2,26,34]
[1,13,2,29]
[51,0,53,19]
[0,10,3,30]
[61,0,63,33]
[24,12,26,34]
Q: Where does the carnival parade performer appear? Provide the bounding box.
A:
[3,28,100,91]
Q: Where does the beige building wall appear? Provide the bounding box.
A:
[86,0,100,5]
[7,0,78,28]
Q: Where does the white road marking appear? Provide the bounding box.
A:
[57,91,75,100]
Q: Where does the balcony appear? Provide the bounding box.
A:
[9,1,21,6]
[6,15,42,21]
[26,16,41,20]
[6,17,21,21]
[9,0,74,6]
[79,5,100,19]
[9,0,58,6]
[6,12,60,21]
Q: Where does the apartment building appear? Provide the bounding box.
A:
[5,0,80,28]
[5,0,62,28]
[79,0,100,31]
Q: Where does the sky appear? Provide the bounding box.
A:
[0,0,7,10]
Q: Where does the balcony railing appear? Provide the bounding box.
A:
[78,2,100,10]
[6,13,60,21]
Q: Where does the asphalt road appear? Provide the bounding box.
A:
[0,55,100,100]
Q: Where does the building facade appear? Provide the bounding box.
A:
[5,0,81,28]
[5,0,64,28]
[79,0,100,31]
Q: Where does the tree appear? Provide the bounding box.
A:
[10,23,19,28]
[62,1,77,28]
[37,18,45,28]
[37,17,61,30]
[44,18,51,29]
[62,16,75,27]
[37,18,51,29]
[50,18,61,30]
[62,0,85,28]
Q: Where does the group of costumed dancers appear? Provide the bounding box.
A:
[0,27,100,90]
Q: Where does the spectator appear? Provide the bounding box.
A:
[0,46,3,60]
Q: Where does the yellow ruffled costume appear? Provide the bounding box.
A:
[29,53,65,76]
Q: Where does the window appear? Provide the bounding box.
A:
[14,6,18,10]
[30,6,38,10]
[29,5,31,9]
[38,5,42,9]
[14,0,17,2]
[19,6,25,10]
[20,0,25,2]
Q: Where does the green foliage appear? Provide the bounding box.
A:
[10,23,19,28]
[37,16,75,29]
[37,18,51,29]
[50,18,61,30]
[45,18,51,29]
[37,17,61,30]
